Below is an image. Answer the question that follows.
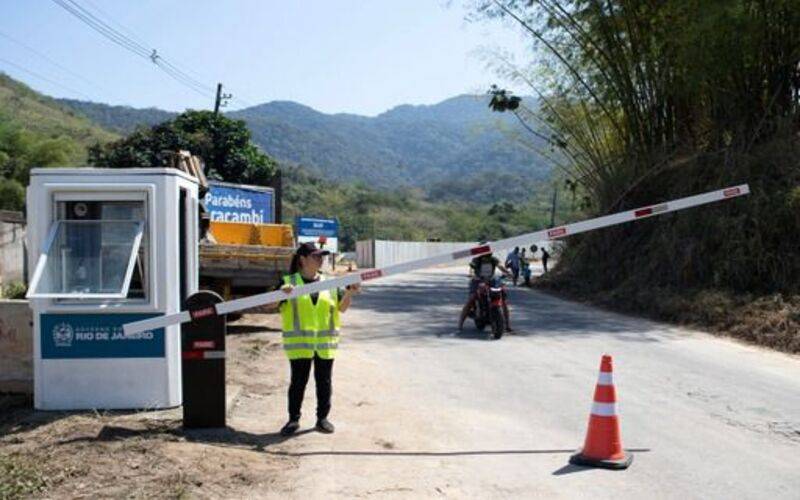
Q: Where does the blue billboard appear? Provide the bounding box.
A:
[297,217,338,237]
[297,217,339,253]
[204,181,274,224]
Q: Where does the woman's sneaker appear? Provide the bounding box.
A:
[280,420,300,436]
[316,419,335,433]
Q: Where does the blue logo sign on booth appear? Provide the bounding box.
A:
[204,182,274,224]
[41,313,165,359]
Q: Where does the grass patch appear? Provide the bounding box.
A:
[537,273,800,353]
[0,452,47,499]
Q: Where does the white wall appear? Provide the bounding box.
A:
[356,239,558,269]
[356,240,472,268]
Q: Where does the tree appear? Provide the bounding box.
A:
[88,110,278,185]
[0,178,25,211]
[0,118,75,186]
[476,0,800,295]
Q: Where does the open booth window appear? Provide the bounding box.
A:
[28,199,149,301]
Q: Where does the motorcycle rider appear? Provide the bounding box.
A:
[458,246,513,332]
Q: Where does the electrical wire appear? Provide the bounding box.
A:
[0,56,93,100]
[74,0,257,108]
[51,0,218,100]
[0,30,106,94]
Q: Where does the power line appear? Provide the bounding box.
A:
[80,0,151,50]
[50,0,216,100]
[0,57,93,100]
[154,57,214,95]
[0,30,106,95]
[153,59,214,98]
[62,0,256,108]
[61,0,151,56]
[52,0,150,58]
[62,0,212,96]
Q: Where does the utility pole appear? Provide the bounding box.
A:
[213,83,232,115]
[549,187,558,228]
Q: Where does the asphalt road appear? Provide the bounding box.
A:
[256,266,800,499]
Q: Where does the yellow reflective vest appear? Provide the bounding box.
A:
[280,273,341,360]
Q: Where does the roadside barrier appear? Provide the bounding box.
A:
[124,184,749,336]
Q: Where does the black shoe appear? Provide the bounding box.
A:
[316,418,335,434]
[280,420,300,436]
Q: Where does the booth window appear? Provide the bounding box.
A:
[28,200,149,300]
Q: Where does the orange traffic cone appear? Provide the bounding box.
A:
[570,354,633,469]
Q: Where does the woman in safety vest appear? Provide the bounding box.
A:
[278,242,360,436]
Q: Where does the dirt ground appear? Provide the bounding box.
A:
[3,267,799,498]
[0,314,291,499]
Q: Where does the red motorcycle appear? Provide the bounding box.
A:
[469,277,507,339]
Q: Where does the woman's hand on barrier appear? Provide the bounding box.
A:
[280,284,294,295]
[346,284,361,295]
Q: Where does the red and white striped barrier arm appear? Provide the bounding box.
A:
[123,184,749,335]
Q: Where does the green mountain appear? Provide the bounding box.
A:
[57,98,175,134]
[232,95,548,193]
[1,74,570,248]
[60,95,550,202]
[1,74,117,163]
[0,74,119,211]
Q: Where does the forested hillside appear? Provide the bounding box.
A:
[480,0,800,351]
[57,98,176,134]
[61,94,551,202]
[0,74,117,210]
[232,95,549,194]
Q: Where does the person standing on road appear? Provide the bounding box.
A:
[541,247,550,274]
[278,242,360,436]
[519,248,532,286]
[505,247,521,286]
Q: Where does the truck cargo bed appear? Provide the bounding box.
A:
[199,242,293,287]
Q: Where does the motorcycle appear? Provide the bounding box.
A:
[469,276,507,339]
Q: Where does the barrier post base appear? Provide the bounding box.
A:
[181,290,226,429]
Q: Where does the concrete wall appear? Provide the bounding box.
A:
[0,210,27,293]
[0,299,33,393]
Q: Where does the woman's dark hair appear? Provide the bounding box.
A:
[289,253,302,274]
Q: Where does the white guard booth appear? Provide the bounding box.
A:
[26,168,199,410]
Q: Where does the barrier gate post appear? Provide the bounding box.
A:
[181,291,226,428]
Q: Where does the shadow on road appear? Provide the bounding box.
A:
[551,448,650,475]
[271,447,651,459]
[269,449,577,457]
[227,324,281,335]
[552,463,592,475]
[351,270,671,344]
[59,424,650,464]
[57,423,314,452]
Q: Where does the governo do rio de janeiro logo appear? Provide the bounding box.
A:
[52,322,74,347]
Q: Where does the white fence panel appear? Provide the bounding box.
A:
[356,240,473,268]
[356,239,557,269]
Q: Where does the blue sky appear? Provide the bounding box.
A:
[0,1,529,115]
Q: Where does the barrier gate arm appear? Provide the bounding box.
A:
[123,183,750,336]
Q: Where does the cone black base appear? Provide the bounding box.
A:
[569,449,633,470]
